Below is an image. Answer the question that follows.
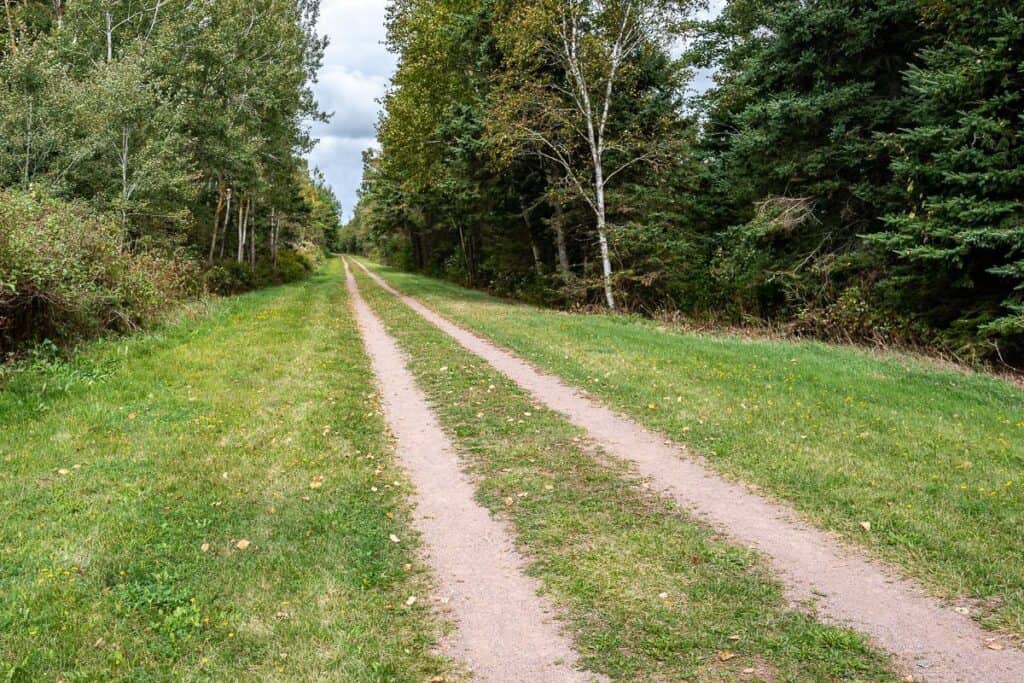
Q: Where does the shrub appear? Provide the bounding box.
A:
[205,246,318,295]
[0,189,194,356]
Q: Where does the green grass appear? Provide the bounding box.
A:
[360,259,1024,637]
[352,264,897,682]
[0,259,457,681]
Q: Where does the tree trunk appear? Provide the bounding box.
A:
[119,125,130,250]
[208,183,226,264]
[105,11,113,62]
[249,199,256,267]
[220,187,233,260]
[519,194,543,275]
[551,200,570,276]
[593,171,616,310]
[270,208,279,268]
[22,100,32,189]
[4,0,17,55]
[236,196,246,263]
[453,216,471,281]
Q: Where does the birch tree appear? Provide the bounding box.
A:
[494,0,682,310]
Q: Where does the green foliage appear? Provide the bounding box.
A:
[0,261,455,680]
[205,246,318,295]
[869,1,1024,360]
[0,0,337,356]
[0,189,194,355]
[358,0,1024,365]
[365,260,1024,638]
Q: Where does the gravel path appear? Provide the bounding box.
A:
[354,258,1024,683]
[344,260,600,683]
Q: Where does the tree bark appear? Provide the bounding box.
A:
[236,195,246,263]
[551,199,570,276]
[208,183,226,265]
[220,187,233,260]
[594,168,616,310]
[105,11,113,62]
[270,208,278,268]
[249,199,256,267]
[4,0,17,55]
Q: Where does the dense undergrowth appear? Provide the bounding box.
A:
[0,189,323,362]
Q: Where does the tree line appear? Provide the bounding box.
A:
[1,0,341,356]
[347,0,1024,366]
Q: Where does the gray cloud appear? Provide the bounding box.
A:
[307,0,394,220]
[307,0,725,221]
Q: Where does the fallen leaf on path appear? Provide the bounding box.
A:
[235,539,251,550]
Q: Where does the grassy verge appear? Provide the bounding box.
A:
[0,259,456,681]
[352,264,896,682]
[360,259,1024,638]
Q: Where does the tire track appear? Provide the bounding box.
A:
[353,257,1024,683]
[344,259,600,683]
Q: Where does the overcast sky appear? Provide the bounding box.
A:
[307,1,394,222]
[306,1,724,222]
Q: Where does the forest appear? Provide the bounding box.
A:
[347,0,1024,366]
[0,0,341,357]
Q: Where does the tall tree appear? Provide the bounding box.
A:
[869,1,1024,358]
[492,0,685,309]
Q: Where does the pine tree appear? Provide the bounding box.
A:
[870,1,1024,359]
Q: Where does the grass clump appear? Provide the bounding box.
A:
[0,259,456,681]
[363,259,1024,638]
[353,264,897,682]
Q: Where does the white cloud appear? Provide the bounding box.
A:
[307,0,726,220]
[307,0,395,220]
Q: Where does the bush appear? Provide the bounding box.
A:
[205,246,319,295]
[0,189,196,356]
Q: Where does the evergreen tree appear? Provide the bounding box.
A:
[870,1,1024,359]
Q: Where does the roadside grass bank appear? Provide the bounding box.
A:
[0,259,455,681]
[352,264,897,682]
[360,259,1024,638]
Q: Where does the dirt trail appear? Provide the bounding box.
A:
[354,258,1024,683]
[344,260,600,683]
